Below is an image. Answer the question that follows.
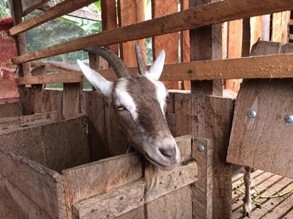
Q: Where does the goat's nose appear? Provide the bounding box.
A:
[159,147,176,158]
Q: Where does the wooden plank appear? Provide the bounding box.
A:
[152,0,179,89]
[174,93,234,218]
[146,186,193,219]
[72,180,145,219]
[62,83,81,119]
[225,19,243,93]
[144,161,197,203]
[119,0,145,67]
[11,0,293,64]
[227,79,293,178]
[0,111,57,130]
[9,0,96,36]
[41,116,90,172]
[0,102,22,118]
[272,11,291,43]
[0,126,47,165]
[192,138,213,219]
[80,91,108,160]
[0,148,66,218]
[101,0,119,54]
[62,153,143,218]
[21,0,50,15]
[16,53,293,85]
[189,0,223,96]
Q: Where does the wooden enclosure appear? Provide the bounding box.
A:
[1,0,293,218]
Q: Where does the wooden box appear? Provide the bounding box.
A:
[0,116,197,219]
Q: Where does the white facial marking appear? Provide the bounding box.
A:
[145,75,168,115]
[114,79,138,120]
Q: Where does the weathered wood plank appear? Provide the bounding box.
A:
[41,116,90,172]
[11,0,293,64]
[152,0,179,89]
[0,111,57,130]
[72,180,145,219]
[0,102,22,118]
[146,186,193,219]
[16,53,293,85]
[0,148,66,218]
[62,153,143,218]
[119,0,145,67]
[227,79,293,178]
[192,138,213,219]
[62,83,81,119]
[9,0,96,36]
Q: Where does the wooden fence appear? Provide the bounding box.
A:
[1,0,293,218]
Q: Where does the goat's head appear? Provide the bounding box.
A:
[77,46,180,171]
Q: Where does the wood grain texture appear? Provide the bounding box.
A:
[173,92,234,218]
[192,138,213,219]
[119,0,145,67]
[62,153,143,218]
[16,53,293,85]
[0,102,22,118]
[11,0,293,64]
[227,79,293,178]
[73,180,145,219]
[62,83,81,119]
[0,111,57,130]
[0,148,66,218]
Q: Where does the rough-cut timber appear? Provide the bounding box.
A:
[16,53,293,85]
[11,0,293,64]
[227,79,293,178]
[21,0,50,15]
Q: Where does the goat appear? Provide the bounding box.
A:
[77,46,253,217]
[77,46,180,171]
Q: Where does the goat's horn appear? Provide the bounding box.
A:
[84,47,130,78]
[135,44,147,75]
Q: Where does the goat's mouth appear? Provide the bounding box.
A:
[144,153,178,171]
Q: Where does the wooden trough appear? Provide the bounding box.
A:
[0,114,197,218]
[1,0,293,218]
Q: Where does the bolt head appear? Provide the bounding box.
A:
[247,110,257,118]
[284,114,293,123]
[198,144,205,152]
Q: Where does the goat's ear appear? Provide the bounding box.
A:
[147,50,165,80]
[77,60,113,101]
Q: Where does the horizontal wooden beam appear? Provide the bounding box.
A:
[11,0,293,65]
[9,0,96,36]
[16,53,293,85]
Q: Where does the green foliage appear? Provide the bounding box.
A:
[0,0,10,18]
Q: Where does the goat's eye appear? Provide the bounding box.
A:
[117,105,125,111]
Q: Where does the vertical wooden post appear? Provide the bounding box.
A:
[189,0,223,96]
[9,0,31,115]
[192,137,213,219]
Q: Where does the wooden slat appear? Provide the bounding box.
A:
[119,0,145,67]
[192,138,213,219]
[62,83,81,119]
[16,53,293,85]
[62,153,143,219]
[0,148,66,218]
[11,0,293,64]
[227,79,293,178]
[73,180,145,219]
[0,111,57,130]
[9,0,96,36]
[152,0,179,89]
